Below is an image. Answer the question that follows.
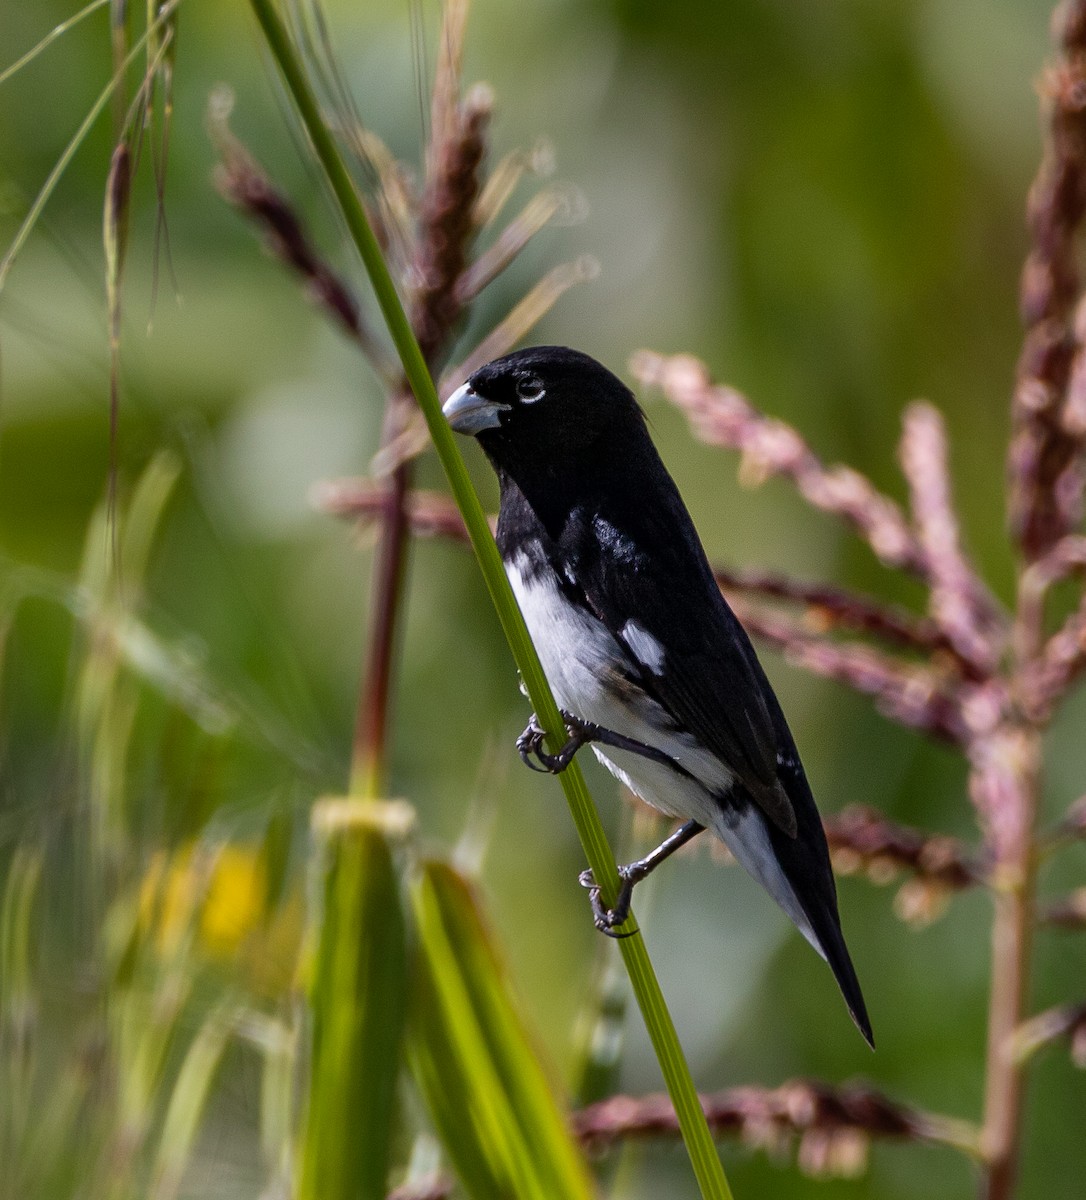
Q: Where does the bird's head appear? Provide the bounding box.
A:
[442,346,645,474]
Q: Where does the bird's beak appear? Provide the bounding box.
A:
[442,382,509,435]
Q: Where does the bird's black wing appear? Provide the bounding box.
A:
[561,488,798,837]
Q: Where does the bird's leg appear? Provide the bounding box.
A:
[517,710,689,775]
[579,819,705,936]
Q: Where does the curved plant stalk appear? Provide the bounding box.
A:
[246,2,733,1196]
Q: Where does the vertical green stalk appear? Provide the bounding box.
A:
[247,3,733,1196]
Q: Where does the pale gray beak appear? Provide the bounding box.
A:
[442,382,509,435]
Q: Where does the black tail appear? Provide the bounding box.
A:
[767,761,874,1049]
[787,850,874,1048]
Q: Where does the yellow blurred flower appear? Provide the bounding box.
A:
[200,844,267,957]
[135,840,303,997]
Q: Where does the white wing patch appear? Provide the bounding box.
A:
[620,618,666,675]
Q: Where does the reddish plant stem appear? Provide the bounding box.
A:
[714,565,958,659]
[980,829,1038,1200]
[1013,1000,1086,1060]
[977,593,1045,1198]
[351,397,415,799]
[347,12,487,799]
[824,805,982,890]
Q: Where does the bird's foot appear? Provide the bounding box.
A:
[516,711,599,774]
[576,822,704,938]
[578,867,638,938]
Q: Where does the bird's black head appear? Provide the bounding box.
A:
[442,346,646,477]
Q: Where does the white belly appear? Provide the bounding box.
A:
[505,550,735,810]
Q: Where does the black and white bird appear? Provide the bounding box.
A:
[443,345,873,1046]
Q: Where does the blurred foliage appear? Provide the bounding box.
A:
[1,1,1084,1198]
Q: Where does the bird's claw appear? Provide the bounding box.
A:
[516,711,598,774]
[578,867,637,938]
[516,714,553,772]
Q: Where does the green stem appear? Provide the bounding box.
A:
[247,3,733,1196]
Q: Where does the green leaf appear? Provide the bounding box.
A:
[297,799,413,1200]
[149,1000,236,1200]
[0,848,41,1104]
[408,859,596,1200]
[119,450,181,598]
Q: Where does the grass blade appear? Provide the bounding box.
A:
[297,799,412,1200]
[0,848,41,1150]
[104,138,132,548]
[0,0,180,295]
[0,0,110,86]
[408,859,596,1200]
[149,1001,236,1200]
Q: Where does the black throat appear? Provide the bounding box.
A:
[492,417,662,585]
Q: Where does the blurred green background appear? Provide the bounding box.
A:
[2,0,1084,1197]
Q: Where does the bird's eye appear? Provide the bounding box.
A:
[516,375,545,403]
